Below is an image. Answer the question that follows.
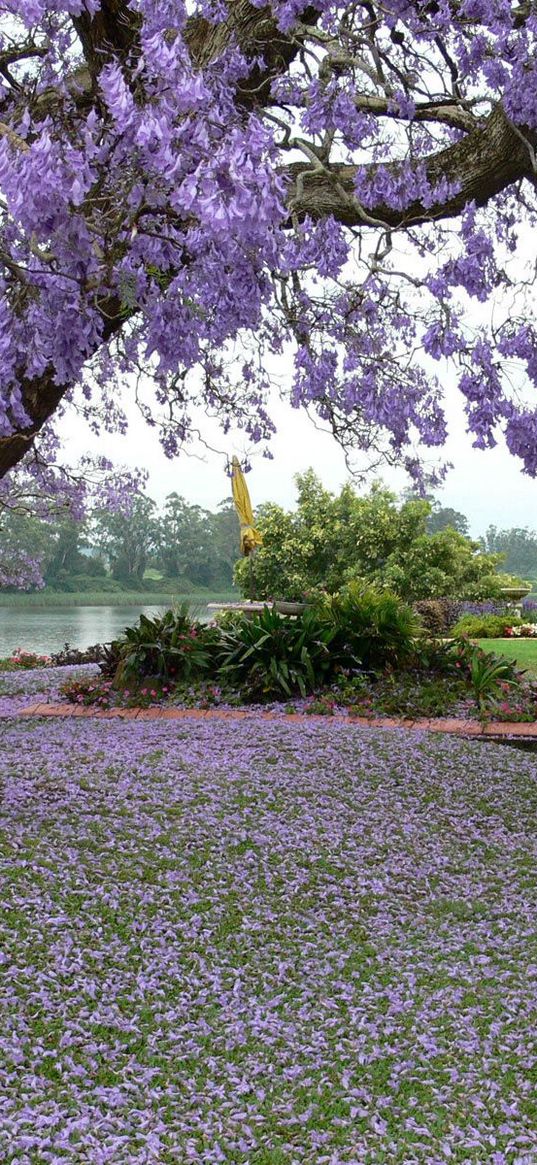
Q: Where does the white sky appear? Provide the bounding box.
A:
[62,367,537,539]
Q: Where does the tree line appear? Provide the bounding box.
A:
[0,494,240,593]
[2,472,536,598]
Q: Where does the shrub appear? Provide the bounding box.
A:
[47,574,124,593]
[451,614,523,639]
[317,584,421,672]
[465,645,522,710]
[216,606,336,700]
[59,675,171,708]
[114,604,219,683]
[6,649,52,669]
[50,642,108,666]
[413,598,462,636]
[59,676,114,707]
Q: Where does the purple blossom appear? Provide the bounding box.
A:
[2,0,537,573]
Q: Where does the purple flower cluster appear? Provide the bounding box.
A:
[3,1,537,554]
[1,688,537,1159]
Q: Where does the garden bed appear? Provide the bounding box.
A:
[3,663,537,734]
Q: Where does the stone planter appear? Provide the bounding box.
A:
[273,601,307,616]
[500,586,532,604]
[206,601,270,620]
[500,585,532,617]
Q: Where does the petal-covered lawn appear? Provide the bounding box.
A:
[0,664,99,716]
[1,703,537,1162]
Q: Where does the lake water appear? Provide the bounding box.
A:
[0,602,213,657]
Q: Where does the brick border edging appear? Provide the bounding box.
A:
[10,702,537,739]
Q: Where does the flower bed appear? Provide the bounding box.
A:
[3,657,537,726]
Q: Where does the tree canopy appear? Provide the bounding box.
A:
[235,471,503,601]
[1,1,537,541]
[482,524,537,580]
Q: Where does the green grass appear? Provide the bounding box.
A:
[477,637,537,675]
[0,589,238,608]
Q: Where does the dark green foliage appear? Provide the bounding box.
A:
[413,598,461,636]
[114,604,218,683]
[317,584,421,671]
[97,641,124,677]
[459,643,523,710]
[156,495,239,588]
[46,574,123,593]
[426,506,469,536]
[51,642,110,666]
[216,606,336,700]
[336,671,468,718]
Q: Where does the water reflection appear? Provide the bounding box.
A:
[0,603,211,657]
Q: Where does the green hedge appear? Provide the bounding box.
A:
[451,614,522,639]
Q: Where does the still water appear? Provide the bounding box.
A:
[0,602,212,657]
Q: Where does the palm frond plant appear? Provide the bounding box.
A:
[216,607,337,701]
[316,584,422,673]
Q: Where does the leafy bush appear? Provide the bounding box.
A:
[317,584,421,672]
[59,676,114,707]
[451,614,522,639]
[216,606,336,700]
[465,646,522,710]
[47,574,124,593]
[50,642,109,666]
[114,604,218,683]
[60,675,171,708]
[234,472,501,604]
[413,598,462,636]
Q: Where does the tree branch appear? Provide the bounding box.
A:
[285,105,534,227]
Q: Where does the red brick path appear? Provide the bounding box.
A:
[12,703,537,740]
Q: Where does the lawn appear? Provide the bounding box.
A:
[2,681,537,1160]
[477,637,537,676]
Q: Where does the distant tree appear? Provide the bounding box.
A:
[155,494,240,587]
[43,516,90,585]
[0,510,57,590]
[482,526,537,580]
[90,496,158,585]
[206,501,241,588]
[156,494,212,584]
[427,506,470,537]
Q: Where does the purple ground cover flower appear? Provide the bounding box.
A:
[1,705,537,1161]
[0,664,99,716]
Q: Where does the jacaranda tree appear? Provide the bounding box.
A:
[1,2,537,569]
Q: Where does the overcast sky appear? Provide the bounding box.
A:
[62,361,537,540]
